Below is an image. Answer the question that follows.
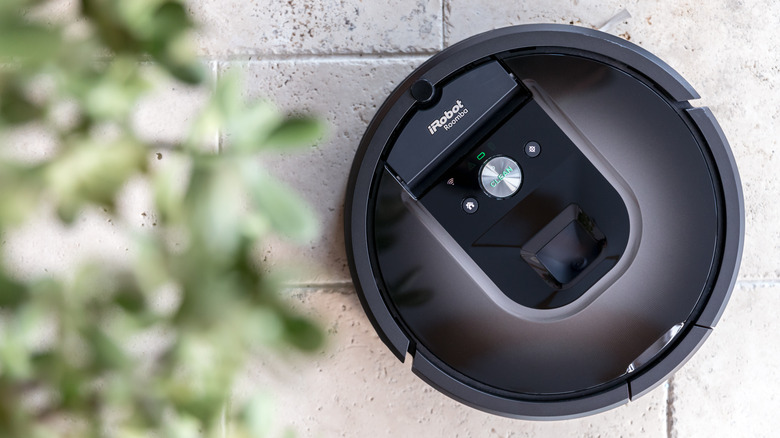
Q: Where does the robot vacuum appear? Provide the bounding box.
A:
[344,24,743,419]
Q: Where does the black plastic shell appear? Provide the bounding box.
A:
[344,24,743,419]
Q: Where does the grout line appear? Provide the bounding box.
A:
[734,279,780,288]
[88,51,437,63]
[197,52,436,63]
[666,377,676,438]
[284,280,355,290]
[441,0,446,49]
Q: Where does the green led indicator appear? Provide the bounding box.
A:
[477,152,486,160]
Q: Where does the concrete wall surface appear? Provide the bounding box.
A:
[9,1,780,437]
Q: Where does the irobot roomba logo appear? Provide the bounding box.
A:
[428,100,468,134]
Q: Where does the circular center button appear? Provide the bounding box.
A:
[479,155,522,199]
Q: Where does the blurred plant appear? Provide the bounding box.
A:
[0,0,325,436]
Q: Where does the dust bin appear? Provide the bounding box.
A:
[344,24,743,419]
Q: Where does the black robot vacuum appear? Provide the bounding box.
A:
[344,24,743,419]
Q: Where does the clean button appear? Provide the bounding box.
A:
[479,155,522,199]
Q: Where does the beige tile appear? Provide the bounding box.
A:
[671,281,780,436]
[0,157,189,281]
[190,0,443,56]
[224,58,424,283]
[234,287,668,437]
[1,66,215,279]
[444,0,630,46]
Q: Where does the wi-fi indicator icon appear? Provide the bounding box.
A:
[446,178,455,186]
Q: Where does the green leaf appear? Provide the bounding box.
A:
[158,60,205,85]
[209,72,243,119]
[0,163,43,226]
[150,2,191,42]
[81,0,141,54]
[242,164,318,243]
[241,394,274,438]
[149,33,203,85]
[133,235,171,293]
[0,84,43,125]
[183,158,246,257]
[282,314,323,352]
[82,326,130,371]
[263,117,326,150]
[58,364,89,409]
[46,137,147,223]
[161,413,201,438]
[0,325,33,379]
[0,0,30,15]
[0,22,62,64]
[82,56,148,120]
[113,287,146,314]
[226,100,282,153]
[0,271,28,308]
[186,73,242,148]
[151,154,186,224]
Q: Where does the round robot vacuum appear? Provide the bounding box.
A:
[344,24,743,419]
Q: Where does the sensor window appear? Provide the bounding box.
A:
[536,220,603,284]
[521,204,608,290]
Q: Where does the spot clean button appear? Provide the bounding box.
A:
[479,155,522,199]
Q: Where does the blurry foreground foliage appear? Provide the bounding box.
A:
[0,0,326,436]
